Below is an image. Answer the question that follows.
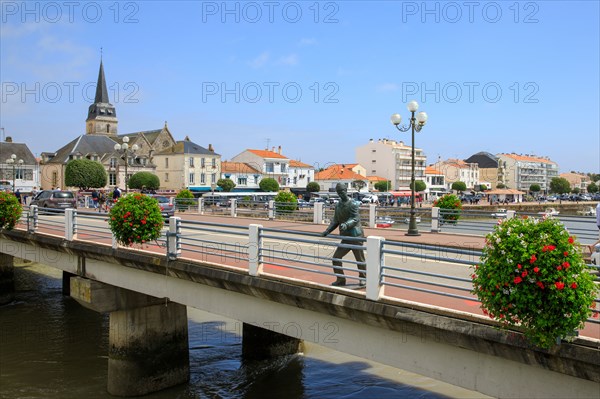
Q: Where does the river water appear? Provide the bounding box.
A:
[0,261,488,399]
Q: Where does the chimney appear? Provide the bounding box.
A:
[5,136,12,143]
[278,145,282,154]
[272,146,275,152]
[184,135,190,141]
[208,144,214,152]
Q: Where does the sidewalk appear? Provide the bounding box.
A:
[181,213,486,251]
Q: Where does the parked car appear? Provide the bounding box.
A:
[402,216,422,224]
[376,216,395,228]
[538,208,560,217]
[297,199,311,208]
[546,195,557,202]
[30,190,77,210]
[150,195,175,218]
[491,208,508,218]
[577,206,597,217]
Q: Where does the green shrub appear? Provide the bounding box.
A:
[274,191,297,212]
[128,172,160,190]
[175,189,195,211]
[259,178,279,192]
[0,192,22,230]
[434,194,462,223]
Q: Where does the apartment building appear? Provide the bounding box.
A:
[356,138,426,190]
[432,159,479,190]
[497,153,558,193]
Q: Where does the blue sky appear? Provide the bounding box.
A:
[1,1,599,174]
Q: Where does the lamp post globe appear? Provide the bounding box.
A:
[390,100,428,236]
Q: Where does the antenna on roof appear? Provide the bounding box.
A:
[265,138,271,150]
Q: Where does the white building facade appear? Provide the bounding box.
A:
[356,139,426,191]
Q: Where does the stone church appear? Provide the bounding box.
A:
[40,61,177,190]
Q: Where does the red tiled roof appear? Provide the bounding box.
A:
[247,149,287,159]
[501,153,555,164]
[289,160,313,168]
[221,161,261,174]
[315,165,366,180]
[425,166,443,175]
[367,175,387,181]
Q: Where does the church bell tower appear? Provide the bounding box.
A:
[85,60,118,136]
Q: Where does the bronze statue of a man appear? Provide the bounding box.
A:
[321,183,366,286]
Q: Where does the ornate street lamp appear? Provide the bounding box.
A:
[5,154,23,193]
[390,100,428,236]
[114,136,138,193]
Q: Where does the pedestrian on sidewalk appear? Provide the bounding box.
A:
[321,183,366,287]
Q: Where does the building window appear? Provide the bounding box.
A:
[110,158,117,168]
[211,158,216,168]
[211,173,216,183]
[109,173,116,186]
[201,158,205,168]
[165,158,169,168]
[15,167,25,180]
[189,157,194,167]
[372,149,376,153]
[281,164,287,173]
[201,173,206,184]
[189,173,195,184]
[165,173,169,182]
[238,177,247,185]
[266,162,274,172]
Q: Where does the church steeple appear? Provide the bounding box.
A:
[86,58,118,136]
[94,60,110,104]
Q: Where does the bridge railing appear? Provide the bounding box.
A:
[15,208,600,330]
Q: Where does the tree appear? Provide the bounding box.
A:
[571,187,580,194]
[529,184,541,195]
[549,177,571,194]
[451,181,467,193]
[259,178,279,192]
[128,172,159,190]
[496,183,506,189]
[217,178,236,192]
[410,180,426,192]
[374,180,391,192]
[587,182,598,194]
[64,159,107,190]
[352,180,366,191]
[306,182,320,193]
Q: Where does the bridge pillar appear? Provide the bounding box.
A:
[242,323,302,360]
[70,277,189,396]
[0,253,14,305]
[62,271,76,295]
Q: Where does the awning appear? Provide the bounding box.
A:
[390,191,419,197]
[188,187,219,192]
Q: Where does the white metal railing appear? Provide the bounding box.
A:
[11,207,600,329]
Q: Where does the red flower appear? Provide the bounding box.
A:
[521,270,528,277]
[557,266,563,271]
[568,237,574,244]
[563,251,569,257]
[555,282,565,290]
[529,254,537,264]
[522,215,528,219]
[141,219,147,225]
[536,281,545,289]
[517,264,522,269]
[593,312,599,319]
[533,267,540,273]
[542,245,556,252]
[562,261,570,269]
[514,276,522,284]
[570,282,577,289]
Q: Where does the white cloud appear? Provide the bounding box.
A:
[376,83,399,92]
[298,38,317,46]
[248,52,270,69]
[278,54,298,66]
